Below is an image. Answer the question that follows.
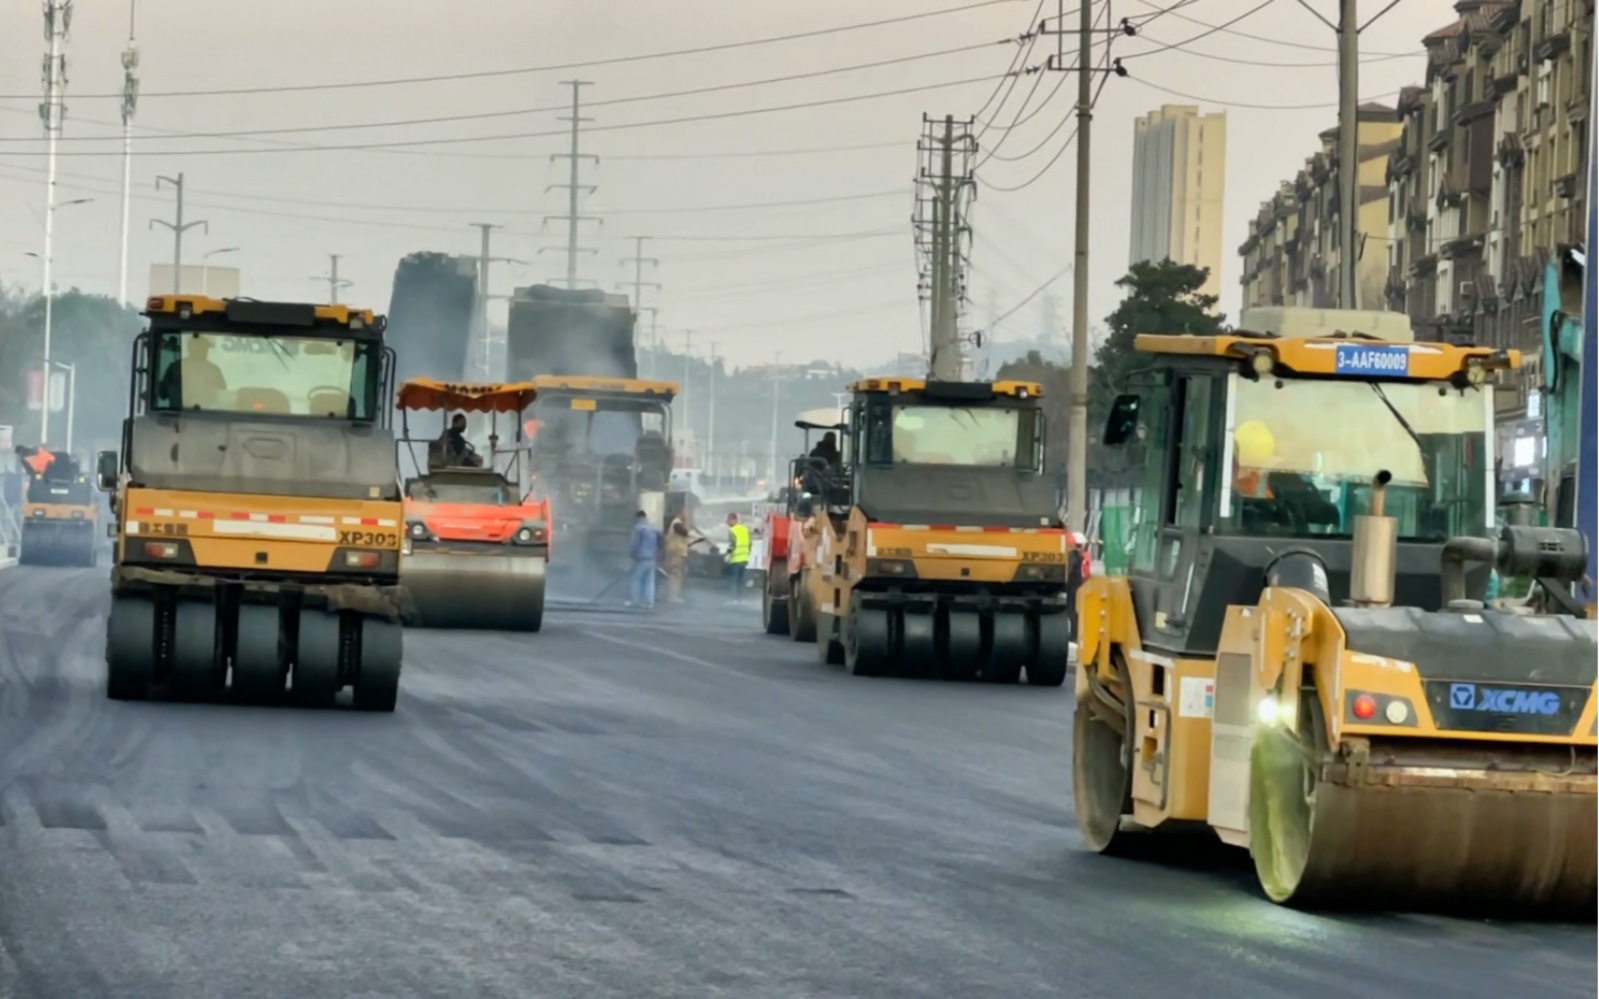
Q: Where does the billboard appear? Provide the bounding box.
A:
[148,264,240,298]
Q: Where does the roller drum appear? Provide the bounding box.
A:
[1250,723,1598,916]
[402,551,547,631]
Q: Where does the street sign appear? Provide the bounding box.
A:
[0,425,11,451]
[47,370,66,413]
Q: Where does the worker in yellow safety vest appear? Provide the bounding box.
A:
[725,512,751,598]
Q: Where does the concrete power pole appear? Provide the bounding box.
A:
[314,254,353,305]
[151,173,206,295]
[705,341,719,486]
[620,235,661,376]
[117,0,138,307]
[914,114,976,381]
[542,81,599,288]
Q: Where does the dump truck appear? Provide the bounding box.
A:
[396,378,550,631]
[386,252,478,386]
[798,377,1071,684]
[525,375,681,573]
[1073,327,1597,914]
[96,295,407,711]
[506,285,639,383]
[16,445,99,566]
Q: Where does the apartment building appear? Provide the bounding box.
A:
[1238,105,1404,312]
[1383,0,1590,437]
[1129,105,1228,302]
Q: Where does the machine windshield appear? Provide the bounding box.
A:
[531,395,669,458]
[151,331,379,419]
[888,405,1033,469]
[1226,376,1491,541]
[406,478,516,505]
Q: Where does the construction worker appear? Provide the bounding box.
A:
[663,516,694,604]
[1233,419,1276,499]
[725,512,751,598]
[627,510,662,609]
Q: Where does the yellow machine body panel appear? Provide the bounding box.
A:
[1132,333,1519,381]
[530,375,679,400]
[117,486,402,575]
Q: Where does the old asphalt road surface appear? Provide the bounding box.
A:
[0,565,1592,998]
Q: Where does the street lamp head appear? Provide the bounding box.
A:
[59,198,94,208]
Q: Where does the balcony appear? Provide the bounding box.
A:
[1554,172,1579,198]
[1442,233,1485,260]
[1453,98,1497,126]
[1409,253,1439,278]
[1428,127,1452,153]
[1533,29,1571,62]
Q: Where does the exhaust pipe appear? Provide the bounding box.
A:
[1350,469,1397,607]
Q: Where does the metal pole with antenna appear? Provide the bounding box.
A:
[38,0,72,446]
[117,0,138,306]
[151,173,206,295]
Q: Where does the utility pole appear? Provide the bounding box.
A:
[465,225,527,379]
[768,351,783,488]
[1038,0,1112,534]
[151,173,206,295]
[705,341,719,486]
[313,254,353,304]
[913,114,976,381]
[1275,0,1403,307]
[542,81,600,288]
[680,331,694,466]
[117,0,138,306]
[471,223,498,378]
[620,235,661,376]
[37,0,71,446]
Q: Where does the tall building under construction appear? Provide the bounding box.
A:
[1128,105,1227,303]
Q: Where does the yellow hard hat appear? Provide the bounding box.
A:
[1235,419,1275,466]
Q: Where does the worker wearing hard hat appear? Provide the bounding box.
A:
[1233,419,1276,499]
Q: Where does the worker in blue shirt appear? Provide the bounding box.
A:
[628,510,662,609]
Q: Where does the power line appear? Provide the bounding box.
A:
[1128,0,1413,54]
[0,159,903,216]
[1122,30,1423,65]
[0,72,1009,158]
[0,41,1008,145]
[1127,74,1400,109]
[1115,0,1279,60]
[0,0,1027,101]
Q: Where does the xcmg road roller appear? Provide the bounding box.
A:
[396,378,550,631]
[98,295,407,711]
[797,377,1072,684]
[1073,324,1596,915]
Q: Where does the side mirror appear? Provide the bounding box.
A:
[95,450,119,492]
[1102,394,1141,446]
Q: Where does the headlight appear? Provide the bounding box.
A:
[407,521,430,540]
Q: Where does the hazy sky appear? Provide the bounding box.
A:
[0,0,1452,368]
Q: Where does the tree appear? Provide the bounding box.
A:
[1087,260,1227,485]
[0,290,143,451]
[1095,259,1226,393]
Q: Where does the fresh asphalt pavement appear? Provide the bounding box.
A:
[0,565,1592,999]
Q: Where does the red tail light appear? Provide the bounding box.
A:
[345,551,381,569]
[143,541,180,559]
[1352,693,1378,720]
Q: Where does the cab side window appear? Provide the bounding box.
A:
[1129,381,1171,573]
[1171,375,1219,530]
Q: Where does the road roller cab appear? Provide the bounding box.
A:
[1073,329,1598,914]
[98,295,407,711]
[524,375,682,572]
[799,377,1072,684]
[762,414,849,638]
[16,445,100,567]
[396,378,550,632]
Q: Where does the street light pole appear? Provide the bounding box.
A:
[35,197,92,446]
[201,246,238,297]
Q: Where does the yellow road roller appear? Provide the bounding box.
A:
[1074,330,1596,915]
[396,378,549,631]
[801,377,1073,684]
